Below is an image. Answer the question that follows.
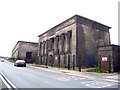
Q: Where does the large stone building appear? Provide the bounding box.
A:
[12,41,38,63]
[38,15,111,71]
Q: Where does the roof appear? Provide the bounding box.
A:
[38,14,111,37]
[17,41,38,44]
[98,44,120,47]
[12,41,38,53]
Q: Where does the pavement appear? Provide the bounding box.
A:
[27,64,119,83]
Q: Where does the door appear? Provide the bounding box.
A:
[26,52,32,63]
[100,55,110,72]
[86,54,94,67]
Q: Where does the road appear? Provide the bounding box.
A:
[0,60,118,89]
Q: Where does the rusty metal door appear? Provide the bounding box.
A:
[100,55,110,72]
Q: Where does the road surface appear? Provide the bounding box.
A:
[0,60,118,89]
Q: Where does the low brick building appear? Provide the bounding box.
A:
[37,15,111,71]
[98,45,120,72]
[12,41,38,63]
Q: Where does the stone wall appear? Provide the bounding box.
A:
[12,41,38,63]
[12,42,20,59]
[19,42,38,62]
[76,22,111,68]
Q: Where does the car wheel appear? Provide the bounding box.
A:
[14,64,16,66]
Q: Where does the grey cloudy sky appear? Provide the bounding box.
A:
[0,0,118,57]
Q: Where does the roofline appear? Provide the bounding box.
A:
[75,14,111,29]
[38,14,111,37]
[98,44,120,47]
[17,41,38,44]
[12,41,38,53]
[38,14,77,37]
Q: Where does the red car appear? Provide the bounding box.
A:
[14,60,26,67]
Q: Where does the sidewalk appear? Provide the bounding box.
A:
[27,64,119,83]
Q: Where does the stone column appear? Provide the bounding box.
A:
[51,38,54,66]
[48,39,50,50]
[49,38,53,50]
[64,33,67,53]
[56,36,59,54]
[40,42,43,64]
[58,35,62,54]
[61,34,65,53]
[67,31,71,53]
[65,32,71,53]
[41,42,43,56]
[38,42,41,57]
[64,33,69,68]
[54,36,59,66]
[46,40,48,66]
[54,37,57,54]
[51,38,54,50]
[43,41,45,56]
[44,41,47,55]
[39,42,42,64]
[57,36,61,68]
[58,34,66,67]
[44,41,47,65]
[43,41,46,64]
[65,31,72,69]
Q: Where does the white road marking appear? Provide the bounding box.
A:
[54,77,70,81]
[0,75,11,89]
[58,77,69,81]
[83,81,113,88]
[0,71,17,89]
[74,78,78,80]
[104,79,118,83]
[54,76,83,81]
[107,84,112,87]
[14,67,25,70]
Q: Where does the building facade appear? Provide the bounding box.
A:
[12,41,38,63]
[98,45,120,72]
[38,15,111,71]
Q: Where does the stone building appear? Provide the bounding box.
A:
[38,15,111,71]
[98,45,120,72]
[12,41,38,63]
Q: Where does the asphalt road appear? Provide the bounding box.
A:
[0,60,118,88]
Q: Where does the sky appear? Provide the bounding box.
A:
[0,0,119,57]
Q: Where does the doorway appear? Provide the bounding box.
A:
[26,52,32,63]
